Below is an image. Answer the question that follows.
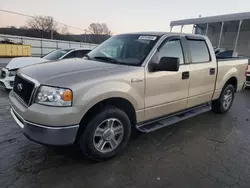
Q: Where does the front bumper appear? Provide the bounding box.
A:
[10,107,79,146]
[0,68,14,90]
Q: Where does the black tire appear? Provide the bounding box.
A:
[212,84,235,114]
[78,106,131,161]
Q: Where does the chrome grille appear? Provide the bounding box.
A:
[13,74,35,105]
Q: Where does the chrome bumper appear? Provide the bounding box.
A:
[10,108,79,146]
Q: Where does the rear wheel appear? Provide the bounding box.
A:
[78,107,131,161]
[212,84,235,114]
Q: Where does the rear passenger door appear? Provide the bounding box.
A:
[186,37,217,108]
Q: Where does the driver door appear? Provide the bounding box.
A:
[144,37,190,121]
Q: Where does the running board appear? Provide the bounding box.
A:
[136,103,211,133]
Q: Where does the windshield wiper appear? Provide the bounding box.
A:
[93,56,121,64]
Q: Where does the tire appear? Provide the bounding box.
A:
[212,84,235,114]
[78,106,131,161]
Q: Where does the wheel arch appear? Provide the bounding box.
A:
[76,97,137,140]
[224,76,237,92]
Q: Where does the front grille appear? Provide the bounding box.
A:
[0,70,6,78]
[13,74,35,105]
[10,81,14,87]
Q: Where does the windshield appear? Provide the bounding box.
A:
[87,34,160,66]
[42,49,72,60]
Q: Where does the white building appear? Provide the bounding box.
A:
[170,12,250,57]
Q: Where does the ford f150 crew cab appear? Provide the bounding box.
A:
[9,32,248,161]
[0,48,91,90]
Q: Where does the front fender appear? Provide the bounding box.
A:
[74,81,145,117]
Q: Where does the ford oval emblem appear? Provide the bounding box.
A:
[17,83,23,91]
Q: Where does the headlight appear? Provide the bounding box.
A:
[9,70,17,77]
[36,86,73,107]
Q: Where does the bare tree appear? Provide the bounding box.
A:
[61,25,70,35]
[26,16,58,38]
[88,23,112,35]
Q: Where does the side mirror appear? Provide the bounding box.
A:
[152,57,180,72]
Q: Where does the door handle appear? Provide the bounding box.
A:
[209,68,215,75]
[182,71,189,80]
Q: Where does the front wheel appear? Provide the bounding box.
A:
[212,84,235,114]
[78,107,131,161]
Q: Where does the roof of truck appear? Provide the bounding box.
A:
[121,32,166,36]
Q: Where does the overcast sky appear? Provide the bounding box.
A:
[1,0,250,34]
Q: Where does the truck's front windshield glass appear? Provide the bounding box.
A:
[42,49,72,60]
[87,34,160,66]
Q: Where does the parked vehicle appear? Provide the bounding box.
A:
[246,61,250,87]
[216,49,234,58]
[214,48,244,59]
[214,47,225,54]
[0,48,91,89]
[9,32,248,161]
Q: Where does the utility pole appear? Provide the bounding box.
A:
[84,29,87,43]
[51,30,54,39]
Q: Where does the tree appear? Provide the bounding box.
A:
[88,23,112,35]
[61,25,70,35]
[26,16,58,34]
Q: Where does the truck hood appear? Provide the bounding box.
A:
[19,58,130,87]
[6,57,49,70]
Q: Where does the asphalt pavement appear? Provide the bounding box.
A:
[1,89,250,188]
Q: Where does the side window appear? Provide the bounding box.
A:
[63,51,75,59]
[75,50,91,58]
[188,40,210,63]
[158,40,184,64]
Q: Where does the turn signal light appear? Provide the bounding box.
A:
[62,89,73,101]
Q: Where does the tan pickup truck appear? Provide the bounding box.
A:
[9,32,248,161]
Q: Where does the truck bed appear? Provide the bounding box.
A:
[213,58,248,100]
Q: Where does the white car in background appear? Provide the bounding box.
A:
[0,48,91,90]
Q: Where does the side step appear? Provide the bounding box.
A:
[136,103,211,133]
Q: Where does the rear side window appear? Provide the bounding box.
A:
[188,40,210,63]
[63,51,75,59]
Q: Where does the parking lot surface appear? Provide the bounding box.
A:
[1,89,250,188]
